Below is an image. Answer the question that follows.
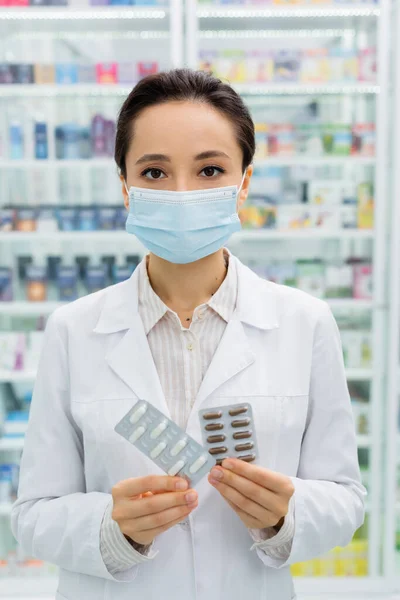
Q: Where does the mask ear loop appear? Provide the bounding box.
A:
[123,179,129,195]
[238,167,250,197]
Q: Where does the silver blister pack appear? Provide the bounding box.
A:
[198,403,259,466]
[115,400,215,486]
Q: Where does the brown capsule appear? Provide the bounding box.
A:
[231,418,251,428]
[203,411,223,421]
[207,434,226,444]
[228,406,248,417]
[232,430,252,440]
[238,453,256,463]
[205,423,224,431]
[215,458,225,466]
[235,442,254,452]
[209,446,228,456]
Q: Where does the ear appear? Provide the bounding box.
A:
[120,174,129,211]
[238,164,253,210]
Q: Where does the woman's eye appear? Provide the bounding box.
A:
[142,168,166,180]
[200,166,225,178]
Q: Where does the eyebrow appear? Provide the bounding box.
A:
[194,150,231,161]
[135,150,231,165]
[135,153,171,165]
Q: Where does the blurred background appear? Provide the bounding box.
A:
[0,0,399,598]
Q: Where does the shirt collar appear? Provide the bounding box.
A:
[138,250,238,335]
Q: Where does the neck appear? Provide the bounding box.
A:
[147,250,228,312]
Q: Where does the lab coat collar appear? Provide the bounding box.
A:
[93,254,279,335]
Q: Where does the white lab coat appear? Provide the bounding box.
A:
[11,255,366,600]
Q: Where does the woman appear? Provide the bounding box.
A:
[11,69,365,600]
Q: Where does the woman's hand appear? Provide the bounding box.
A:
[208,458,294,530]
[111,475,198,546]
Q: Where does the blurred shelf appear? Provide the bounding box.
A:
[0,577,58,595]
[357,435,371,449]
[0,299,373,316]
[0,156,376,169]
[0,302,65,315]
[0,229,374,242]
[0,83,380,97]
[0,84,133,97]
[0,434,373,451]
[256,156,375,167]
[0,437,24,451]
[233,83,379,95]
[0,6,167,20]
[346,369,373,381]
[327,299,373,310]
[0,503,12,516]
[0,370,36,382]
[233,229,374,241]
[197,5,380,19]
[0,159,117,169]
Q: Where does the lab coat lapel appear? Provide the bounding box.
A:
[192,317,255,413]
[106,316,171,419]
[93,265,171,419]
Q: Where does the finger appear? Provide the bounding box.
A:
[221,459,291,494]
[120,489,198,519]
[210,477,275,524]
[113,475,189,498]
[133,500,198,532]
[209,468,283,515]
[225,498,263,530]
[145,511,196,538]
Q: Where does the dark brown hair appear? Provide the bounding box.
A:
[115,68,255,179]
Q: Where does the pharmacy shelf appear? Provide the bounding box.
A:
[327,299,373,310]
[0,156,376,169]
[0,503,12,517]
[0,433,371,453]
[357,435,371,449]
[0,577,58,596]
[346,369,373,381]
[256,156,376,167]
[0,370,37,383]
[0,299,373,316]
[234,83,380,96]
[197,5,380,19]
[0,438,24,452]
[0,7,167,20]
[0,84,133,97]
[0,159,117,169]
[0,83,380,98]
[0,302,66,316]
[0,229,375,243]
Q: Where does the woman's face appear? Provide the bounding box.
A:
[121,100,253,210]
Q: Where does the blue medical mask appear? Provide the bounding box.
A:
[124,173,247,264]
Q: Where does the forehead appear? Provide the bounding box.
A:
[130,100,240,155]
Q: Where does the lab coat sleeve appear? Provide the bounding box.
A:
[10,311,140,582]
[100,498,158,575]
[254,302,366,569]
[249,494,295,560]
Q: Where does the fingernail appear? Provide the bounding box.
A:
[185,492,197,503]
[210,468,223,480]
[176,480,188,490]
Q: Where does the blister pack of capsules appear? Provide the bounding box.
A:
[115,400,215,486]
[198,403,259,466]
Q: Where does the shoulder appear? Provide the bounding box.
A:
[271,281,331,326]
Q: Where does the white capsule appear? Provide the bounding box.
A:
[168,459,186,476]
[129,426,146,444]
[150,442,167,459]
[170,438,188,457]
[189,454,208,474]
[129,404,148,425]
[150,420,168,440]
